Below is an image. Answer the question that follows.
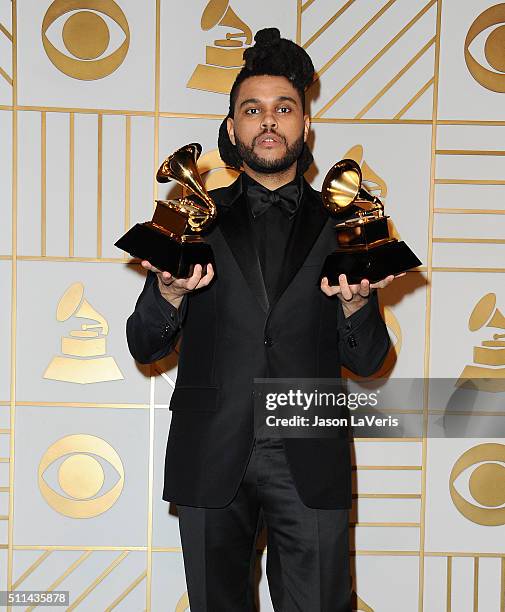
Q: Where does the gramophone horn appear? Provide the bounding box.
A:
[322,158,381,214]
[156,143,216,222]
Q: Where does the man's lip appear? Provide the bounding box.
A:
[255,134,283,145]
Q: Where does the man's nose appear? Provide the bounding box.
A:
[261,111,277,130]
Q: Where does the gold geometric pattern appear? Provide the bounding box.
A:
[0,1,14,104]
[2,0,504,610]
[300,0,437,119]
[11,548,146,611]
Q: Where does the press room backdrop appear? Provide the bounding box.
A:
[0,0,504,610]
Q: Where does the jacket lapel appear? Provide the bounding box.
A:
[217,177,269,313]
[215,175,329,314]
[271,180,329,307]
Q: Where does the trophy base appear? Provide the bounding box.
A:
[321,240,422,285]
[115,223,215,278]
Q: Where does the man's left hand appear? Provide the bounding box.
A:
[321,273,402,318]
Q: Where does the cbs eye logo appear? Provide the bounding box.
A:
[38,434,124,518]
[449,443,505,526]
[41,0,130,80]
[464,3,505,93]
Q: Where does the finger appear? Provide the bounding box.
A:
[194,263,215,289]
[338,274,353,301]
[370,274,395,289]
[141,260,161,274]
[358,279,370,297]
[183,263,204,291]
[320,276,341,296]
[159,270,173,284]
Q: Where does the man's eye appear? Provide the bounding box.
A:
[277,106,291,113]
[245,108,260,114]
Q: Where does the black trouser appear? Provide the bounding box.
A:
[176,437,351,612]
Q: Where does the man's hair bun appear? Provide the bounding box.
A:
[240,27,314,93]
[253,27,281,47]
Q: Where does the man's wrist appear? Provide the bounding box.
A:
[157,277,184,309]
[340,292,372,318]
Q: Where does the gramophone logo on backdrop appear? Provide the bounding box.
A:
[44,282,123,384]
[457,293,505,392]
[41,0,130,80]
[464,4,505,93]
[187,0,252,94]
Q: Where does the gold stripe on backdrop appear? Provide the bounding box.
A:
[0,22,13,42]
[303,0,357,49]
[66,551,130,611]
[11,550,52,590]
[432,267,505,272]
[41,112,46,256]
[473,557,479,612]
[97,114,103,259]
[301,0,317,13]
[354,466,422,470]
[433,238,505,244]
[17,256,140,263]
[24,551,92,612]
[446,556,452,612]
[0,66,13,86]
[354,494,422,499]
[8,0,17,599]
[124,116,131,261]
[315,0,436,118]
[434,209,505,214]
[355,37,436,119]
[350,522,421,527]
[296,0,302,44]
[419,1,442,610]
[309,0,398,82]
[437,149,505,156]
[436,179,505,185]
[501,558,505,612]
[147,1,162,607]
[104,570,147,612]
[14,546,146,550]
[69,113,75,257]
[14,402,148,408]
[393,77,434,120]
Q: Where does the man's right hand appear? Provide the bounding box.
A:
[140,261,214,309]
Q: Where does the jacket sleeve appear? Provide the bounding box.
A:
[336,291,390,377]
[126,270,188,364]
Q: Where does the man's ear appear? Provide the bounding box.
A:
[303,114,310,142]
[227,116,236,146]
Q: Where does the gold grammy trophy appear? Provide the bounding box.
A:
[115,143,217,277]
[320,158,422,285]
[187,0,252,94]
[44,283,123,384]
[457,293,505,392]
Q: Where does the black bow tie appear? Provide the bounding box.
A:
[247,181,300,219]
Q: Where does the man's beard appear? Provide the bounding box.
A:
[235,131,305,174]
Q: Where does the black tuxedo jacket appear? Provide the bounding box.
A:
[126,175,390,509]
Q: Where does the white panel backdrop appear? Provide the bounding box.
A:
[1,0,504,610]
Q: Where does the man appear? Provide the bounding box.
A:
[127,28,395,612]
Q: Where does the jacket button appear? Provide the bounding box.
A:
[264,336,273,347]
[347,334,357,348]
